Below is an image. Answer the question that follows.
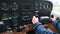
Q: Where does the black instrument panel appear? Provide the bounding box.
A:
[0,0,53,25]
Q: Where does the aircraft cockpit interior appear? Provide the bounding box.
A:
[0,0,60,34]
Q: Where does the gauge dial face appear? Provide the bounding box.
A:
[11,2,18,10]
[1,2,9,10]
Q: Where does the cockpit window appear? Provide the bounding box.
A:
[50,0,60,18]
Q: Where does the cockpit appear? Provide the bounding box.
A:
[0,0,60,34]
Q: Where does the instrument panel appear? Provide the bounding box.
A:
[0,0,53,25]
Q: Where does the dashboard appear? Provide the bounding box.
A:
[0,0,53,25]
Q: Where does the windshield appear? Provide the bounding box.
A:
[49,0,60,18]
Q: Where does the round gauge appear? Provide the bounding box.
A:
[11,2,18,10]
[1,2,9,10]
